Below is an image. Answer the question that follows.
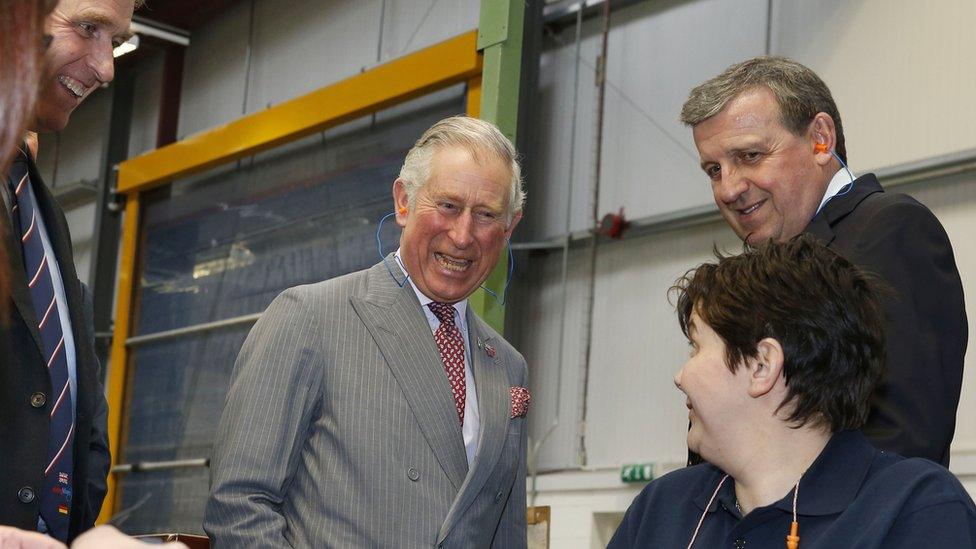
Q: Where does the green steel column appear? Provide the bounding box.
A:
[470,0,526,332]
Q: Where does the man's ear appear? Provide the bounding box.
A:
[810,113,837,167]
[392,179,410,227]
[747,337,785,398]
[504,210,523,239]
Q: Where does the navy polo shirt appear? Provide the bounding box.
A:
[609,431,976,548]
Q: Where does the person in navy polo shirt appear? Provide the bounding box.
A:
[609,236,976,548]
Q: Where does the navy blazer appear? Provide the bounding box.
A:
[806,174,967,466]
[0,152,111,541]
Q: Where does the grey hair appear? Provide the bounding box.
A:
[680,56,847,163]
[398,115,525,222]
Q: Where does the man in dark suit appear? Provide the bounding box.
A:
[1,0,137,542]
[678,56,967,467]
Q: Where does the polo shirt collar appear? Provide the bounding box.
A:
[693,430,879,517]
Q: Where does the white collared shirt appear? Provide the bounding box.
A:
[816,166,858,216]
[394,249,481,466]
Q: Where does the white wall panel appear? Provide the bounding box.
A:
[522,20,600,242]
[598,0,766,224]
[246,0,381,111]
[507,247,591,470]
[177,0,480,142]
[770,0,976,172]
[177,0,251,138]
[582,222,740,467]
[523,0,767,242]
[514,223,743,470]
[128,50,165,156]
[379,0,480,62]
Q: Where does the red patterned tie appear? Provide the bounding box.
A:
[428,302,466,424]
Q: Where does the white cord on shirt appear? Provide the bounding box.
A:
[687,474,801,549]
[687,474,729,549]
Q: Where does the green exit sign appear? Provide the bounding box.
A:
[620,463,654,483]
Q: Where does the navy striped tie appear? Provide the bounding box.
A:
[8,150,74,541]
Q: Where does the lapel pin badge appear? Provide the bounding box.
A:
[485,344,496,358]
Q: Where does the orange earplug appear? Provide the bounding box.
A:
[813,142,829,154]
[398,207,408,215]
[786,521,800,549]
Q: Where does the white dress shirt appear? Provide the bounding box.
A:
[394,249,481,467]
[816,166,858,216]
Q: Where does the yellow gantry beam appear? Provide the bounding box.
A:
[117,31,482,194]
[98,193,141,524]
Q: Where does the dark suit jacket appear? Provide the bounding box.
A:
[0,152,111,541]
[806,173,967,466]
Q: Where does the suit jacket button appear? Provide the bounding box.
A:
[18,486,35,503]
[406,467,420,481]
[30,392,46,408]
[494,491,503,503]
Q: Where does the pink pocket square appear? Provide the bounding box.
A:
[510,386,531,418]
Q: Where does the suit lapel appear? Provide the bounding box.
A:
[2,160,47,357]
[804,213,836,246]
[806,174,884,247]
[351,258,469,490]
[438,311,510,543]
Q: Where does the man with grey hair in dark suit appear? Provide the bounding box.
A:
[205,116,530,548]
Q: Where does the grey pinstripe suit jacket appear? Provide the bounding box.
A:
[204,257,528,548]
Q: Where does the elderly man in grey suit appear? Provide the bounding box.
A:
[204,116,529,548]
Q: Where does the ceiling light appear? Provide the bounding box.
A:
[113,34,139,58]
[130,19,190,47]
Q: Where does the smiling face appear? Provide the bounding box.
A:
[673,313,754,462]
[692,87,831,245]
[33,0,135,132]
[394,146,521,304]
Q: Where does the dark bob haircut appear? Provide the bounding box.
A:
[672,235,886,432]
